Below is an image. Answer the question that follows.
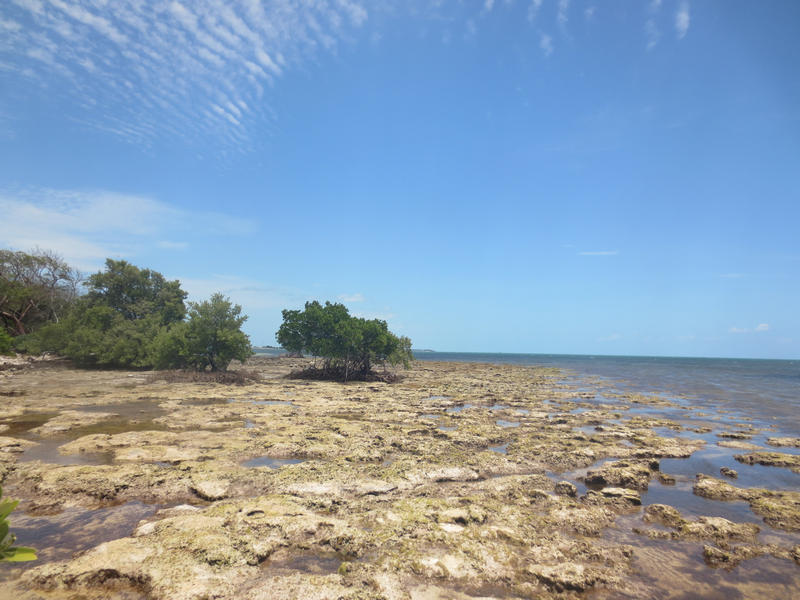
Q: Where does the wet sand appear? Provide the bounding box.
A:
[0,356,798,599]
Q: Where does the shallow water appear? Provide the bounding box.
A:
[416,353,800,436]
[0,502,158,583]
[445,404,473,413]
[593,514,800,600]
[262,549,343,575]
[241,456,305,468]
[17,439,114,466]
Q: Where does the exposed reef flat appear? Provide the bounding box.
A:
[0,357,798,599]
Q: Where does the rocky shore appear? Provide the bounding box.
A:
[0,356,798,599]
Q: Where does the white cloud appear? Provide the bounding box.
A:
[157,240,189,250]
[645,0,662,49]
[527,0,544,22]
[353,310,396,322]
[0,187,254,271]
[484,0,495,12]
[645,19,660,50]
[729,323,770,334]
[558,0,570,27]
[584,6,596,20]
[676,1,690,39]
[578,250,619,256]
[2,0,370,150]
[539,33,554,57]
[338,293,365,303]
[179,275,307,311]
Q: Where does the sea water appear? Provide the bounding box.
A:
[414,352,800,436]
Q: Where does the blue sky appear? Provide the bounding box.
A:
[1,0,798,359]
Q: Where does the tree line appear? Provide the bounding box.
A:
[1,249,251,371]
[1,248,413,379]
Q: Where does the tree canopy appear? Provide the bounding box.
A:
[0,249,80,337]
[84,259,187,325]
[154,293,252,372]
[21,258,251,371]
[277,300,413,380]
[30,259,188,368]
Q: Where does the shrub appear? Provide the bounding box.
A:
[154,293,252,372]
[276,300,413,381]
[0,330,12,355]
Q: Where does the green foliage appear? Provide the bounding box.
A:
[277,300,413,380]
[389,335,414,369]
[0,485,36,562]
[154,293,252,372]
[34,259,187,368]
[0,248,80,337]
[0,329,12,355]
[85,259,186,325]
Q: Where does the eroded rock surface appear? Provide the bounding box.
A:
[1,357,798,599]
[694,475,800,531]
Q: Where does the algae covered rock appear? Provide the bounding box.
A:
[584,459,654,490]
[554,480,577,497]
[642,503,759,543]
[693,475,800,531]
[734,451,800,473]
[584,487,642,507]
[190,478,230,501]
[766,437,800,448]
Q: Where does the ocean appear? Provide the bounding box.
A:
[413,352,800,437]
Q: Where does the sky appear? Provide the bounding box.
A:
[1,0,798,359]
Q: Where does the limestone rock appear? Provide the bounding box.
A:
[585,487,641,506]
[191,478,230,501]
[0,436,37,453]
[554,480,577,497]
[657,472,676,485]
[584,460,653,490]
[766,437,800,448]
[734,451,800,472]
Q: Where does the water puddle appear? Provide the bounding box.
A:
[244,419,256,429]
[241,456,305,468]
[0,501,158,582]
[496,420,520,428]
[228,398,294,407]
[445,404,473,414]
[420,414,440,420]
[17,439,114,466]
[488,404,509,411]
[261,549,343,575]
[489,444,508,454]
[5,406,173,465]
[438,426,457,432]
[0,412,59,436]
